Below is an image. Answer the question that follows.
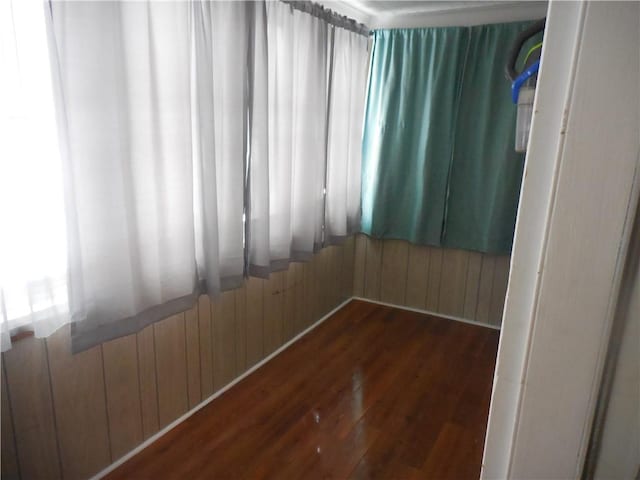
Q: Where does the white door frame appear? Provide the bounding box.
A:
[482,1,640,478]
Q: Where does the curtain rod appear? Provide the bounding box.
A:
[280,1,370,36]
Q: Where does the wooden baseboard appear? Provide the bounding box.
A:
[351,296,501,331]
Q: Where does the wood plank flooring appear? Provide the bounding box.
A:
[106,300,499,480]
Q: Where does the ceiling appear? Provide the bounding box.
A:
[317,1,548,29]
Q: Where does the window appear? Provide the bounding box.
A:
[0,0,70,348]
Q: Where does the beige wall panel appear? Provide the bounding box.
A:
[317,249,331,317]
[364,237,383,300]
[328,245,337,305]
[102,334,143,460]
[334,241,353,307]
[380,239,409,305]
[405,244,430,309]
[47,326,110,480]
[263,272,285,356]
[136,325,159,439]
[245,277,265,368]
[315,252,326,319]
[4,336,61,480]
[283,266,297,342]
[328,246,342,310]
[303,258,319,329]
[476,255,496,324]
[153,314,188,428]
[355,236,509,327]
[1,364,19,480]
[326,246,338,310]
[463,252,483,319]
[307,260,318,327]
[425,247,444,312]
[324,246,338,314]
[489,255,511,326]
[293,262,307,335]
[353,234,367,297]
[213,291,237,391]
[234,285,248,375]
[438,249,469,317]
[311,251,325,318]
[197,295,214,399]
[341,236,356,299]
[184,305,201,408]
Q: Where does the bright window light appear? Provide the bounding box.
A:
[0,0,69,343]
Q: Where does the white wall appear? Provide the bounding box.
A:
[594,258,640,479]
[482,1,583,474]
[364,3,547,29]
[317,1,547,29]
[483,1,640,478]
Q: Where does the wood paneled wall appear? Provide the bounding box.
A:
[352,234,511,327]
[1,234,509,480]
[0,240,355,480]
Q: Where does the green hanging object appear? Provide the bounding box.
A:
[506,20,545,153]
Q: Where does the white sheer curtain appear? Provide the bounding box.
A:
[192,1,250,291]
[47,1,251,351]
[48,1,199,351]
[1,0,368,352]
[249,2,329,276]
[325,28,369,243]
[0,0,69,351]
[246,1,271,274]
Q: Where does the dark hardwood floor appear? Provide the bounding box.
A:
[106,300,499,480]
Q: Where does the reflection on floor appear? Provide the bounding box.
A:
[106,300,499,479]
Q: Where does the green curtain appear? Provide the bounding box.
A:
[361,21,535,254]
[361,28,469,245]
